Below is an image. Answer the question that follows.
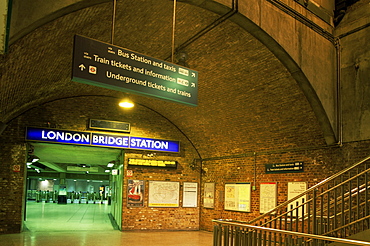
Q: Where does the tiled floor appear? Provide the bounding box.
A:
[24,201,113,231]
[0,201,213,246]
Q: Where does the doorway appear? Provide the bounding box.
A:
[24,142,123,231]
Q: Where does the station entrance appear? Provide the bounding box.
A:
[24,142,124,231]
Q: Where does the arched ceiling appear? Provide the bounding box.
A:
[0,0,327,159]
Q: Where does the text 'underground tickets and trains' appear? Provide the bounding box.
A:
[72,35,198,106]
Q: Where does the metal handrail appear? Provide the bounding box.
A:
[254,179,370,228]
[249,155,370,224]
[321,214,370,237]
[213,220,370,245]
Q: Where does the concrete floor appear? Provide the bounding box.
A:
[0,201,213,246]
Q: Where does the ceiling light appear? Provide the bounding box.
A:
[107,162,115,168]
[31,155,39,163]
[119,100,134,108]
[105,170,110,173]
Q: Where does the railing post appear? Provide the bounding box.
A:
[366,162,369,230]
[356,166,360,234]
[312,188,318,246]
[224,225,229,246]
[213,224,220,246]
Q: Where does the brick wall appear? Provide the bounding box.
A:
[2,95,370,234]
[0,143,27,233]
[122,150,200,230]
[0,96,200,233]
[199,142,370,231]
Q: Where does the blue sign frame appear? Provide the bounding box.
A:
[26,127,180,153]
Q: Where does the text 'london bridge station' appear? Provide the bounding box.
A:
[26,127,180,152]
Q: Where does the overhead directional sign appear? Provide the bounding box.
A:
[72,35,198,106]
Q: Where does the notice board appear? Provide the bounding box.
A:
[203,182,215,208]
[260,182,277,214]
[287,182,307,216]
[224,183,251,212]
[182,182,198,207]
[148,181,180,207]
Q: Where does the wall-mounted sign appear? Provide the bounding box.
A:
[25,127,180,153]
[89,119,130,133]
[72,35,198,106]
[260,182,277,214]
[112,169,119,176]
[128,158,177,168]
[265,162,304,174]
[182,182,198,208]
[125,170,132,177]
[13,165,21,172]
[148,181,180,207]
[127,180,144,207]
[203,182,215,209]
[224,183,251,212]
[288,182,307,216]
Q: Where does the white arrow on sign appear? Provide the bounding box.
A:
[191,83,195,87]
[191,72,196,77]
[79,64,86,71]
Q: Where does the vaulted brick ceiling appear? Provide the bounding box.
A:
[0,0,326,159]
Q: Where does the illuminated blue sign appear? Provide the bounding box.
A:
[129,136,179,152]
[26,127,180,153]
[26,127,90,145]
[92,132,130,148]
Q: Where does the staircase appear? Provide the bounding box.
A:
[213,156,370,245]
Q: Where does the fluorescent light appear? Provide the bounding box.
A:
[119,101,134,108]
[107,163,114,168]
[105,170,110,173]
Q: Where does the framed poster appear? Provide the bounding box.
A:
[182,182,198,207]
[204,182,215,208]
[127,180,145,207]
[260,182,277,214]
[148,181,180,207]
[224,183,251,212]
[287,182,307,216]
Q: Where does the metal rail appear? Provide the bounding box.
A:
[213,220,370,246]
[250,155,370,224]
[213,155,370,245]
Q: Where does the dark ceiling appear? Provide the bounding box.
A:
[2,0,327,177]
